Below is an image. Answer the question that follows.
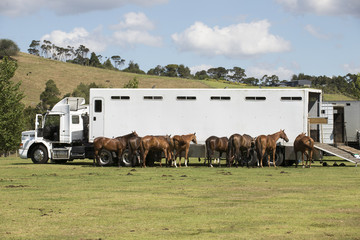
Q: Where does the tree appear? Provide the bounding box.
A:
[123,77,139,88]
[229,67,246,82]
[207,67,228,79]
[28,40,40,56]
[39,79,61,110]
[194,70,209,80]
[147,65,164,76]
[123,61,145,74]
[89,52,102,68]
[103,58,115,70]
[0,57,24,154]
[0,39,20,59]
[68,82,102,103]
[177,64,191,78]
[164,64,179,77]
[111,55,125,70]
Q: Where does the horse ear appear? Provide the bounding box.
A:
[194,132,196,135]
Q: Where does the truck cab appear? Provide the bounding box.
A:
[19,97,89,163]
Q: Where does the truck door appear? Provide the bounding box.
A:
[91,98,104,140]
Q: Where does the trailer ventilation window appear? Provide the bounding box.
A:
[111,96,130,100]
[211,96,231,101]
[177,96,196,101]
[72,115,80,124]
[94,100,102,112]
[346,103,351,106]
[245,96,266,101]
[144,96,163,100]
[281,96,302,101]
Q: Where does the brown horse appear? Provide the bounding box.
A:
[255,129,289,168]
[93,131,138,166]
[294,133,314,168]
[205,136,229,167]
[140,135,173,167]
[128,135,142,167]
[172,133,197,167]
[228,134,255,167]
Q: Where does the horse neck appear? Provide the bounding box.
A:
[269,131,282,142]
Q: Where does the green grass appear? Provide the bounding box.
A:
[323,93,356,101]
[1,157,359,239]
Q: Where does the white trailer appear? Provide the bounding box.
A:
[19,88,323,166]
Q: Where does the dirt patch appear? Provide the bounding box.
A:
[5,185,28,188]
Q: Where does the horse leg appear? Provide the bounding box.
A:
[118,149,123,167]
[272,149,276,168]
[185,149,189,167]
[209,150,214,167]
[309,150,313,168]
[142,149,148,168]
[178,151,182,168]
[302,152,305,168]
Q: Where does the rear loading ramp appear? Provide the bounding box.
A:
[314,143,360,166]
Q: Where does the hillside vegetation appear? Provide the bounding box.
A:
[12,52,353,106]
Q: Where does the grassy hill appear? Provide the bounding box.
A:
[11,52,354,106]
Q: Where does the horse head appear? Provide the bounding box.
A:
[192,133,197,144]
[132,131,138,137]
[280,129,289,142]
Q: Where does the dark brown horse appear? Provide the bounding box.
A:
[128,135,142,167]
[228,134,255,167]
[205,136,229,167]
[93,131,138,166]
[294,133,314,168]
[255,129,289,168]
[172,133,197,167]
[140,135,173,167]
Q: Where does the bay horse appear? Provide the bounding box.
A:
[93,131,138,166]
[228,134,255,167]
[128,135,142,167]
[140,135,173,167]
[205,136,229,167]
[255,129,289,168]
[172,133,197,167]
[294,133,314,168]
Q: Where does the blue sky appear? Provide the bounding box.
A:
[1,0,359,80]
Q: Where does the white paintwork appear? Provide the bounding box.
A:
[89,88,322,146]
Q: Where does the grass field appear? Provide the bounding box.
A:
[1,157,359,240]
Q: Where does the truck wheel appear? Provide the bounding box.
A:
[121,149,132,167]
[245,150,258,167]
[31,145,49,164]
[98,149,113,166]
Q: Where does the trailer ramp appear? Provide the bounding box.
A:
[314,143,360,166]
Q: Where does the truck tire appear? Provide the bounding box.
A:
[121,149,132,167]
[98,149,113,166]
[31,145,49,164]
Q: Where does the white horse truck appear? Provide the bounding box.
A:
[19,88,323,166]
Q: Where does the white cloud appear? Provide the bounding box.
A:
[247,65,294,80]
[304,24,330,39]
[112,30,162,47]
[343,64,360,74]
[189,64,213,75]
[111,12,155,31]
[0,0,168,16]
[276,0,360,17]
[172,20,291,58]
[111,12,162,47]
[41,12,162,51]
[41,27,107,53]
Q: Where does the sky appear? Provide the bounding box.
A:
[1,0,360,80]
